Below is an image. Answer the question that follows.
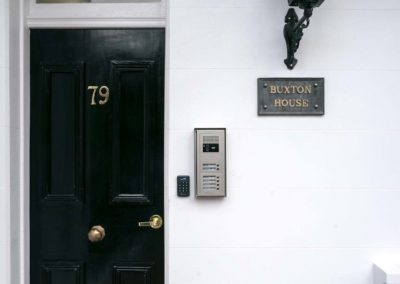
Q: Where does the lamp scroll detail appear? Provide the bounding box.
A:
[283,0,325,69]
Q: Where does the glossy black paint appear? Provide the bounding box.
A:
[31,29,165,284]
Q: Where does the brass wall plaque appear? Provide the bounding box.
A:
[258,78,324,115]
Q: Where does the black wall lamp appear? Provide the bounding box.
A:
[284,0,325,69]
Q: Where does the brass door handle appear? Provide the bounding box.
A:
[88,225,105,242]
[138,215,163,229]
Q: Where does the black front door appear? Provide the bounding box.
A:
[30,29,165,284]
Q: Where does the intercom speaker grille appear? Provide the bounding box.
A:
[203,136,219,143]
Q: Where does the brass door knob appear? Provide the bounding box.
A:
[138,215,163,229]
[88,225,105,242]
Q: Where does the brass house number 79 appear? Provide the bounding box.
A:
[88,85,110,106]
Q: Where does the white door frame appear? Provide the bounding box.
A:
[11,1,170,283]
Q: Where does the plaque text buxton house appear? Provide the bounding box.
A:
[258,78,324,115]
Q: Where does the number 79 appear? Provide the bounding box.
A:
[87,85,110,106]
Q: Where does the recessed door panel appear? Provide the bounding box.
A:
[40,63,85,201]
[113,265,152,284]
[110,61,158,204]
[41,263,83,284]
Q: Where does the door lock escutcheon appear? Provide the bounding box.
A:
[138,215,163,230]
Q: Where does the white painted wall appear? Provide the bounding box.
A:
[0,0,10,283]
[168,1,400,284]
[1,0,400,283]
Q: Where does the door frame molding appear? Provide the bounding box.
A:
[10,1,170,284]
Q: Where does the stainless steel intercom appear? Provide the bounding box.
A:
[195,128,226,197]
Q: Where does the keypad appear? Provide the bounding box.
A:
[177,176,190,197]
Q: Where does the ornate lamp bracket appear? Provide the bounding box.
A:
[283,0,325,70]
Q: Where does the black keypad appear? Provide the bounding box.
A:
[177,176,190,197]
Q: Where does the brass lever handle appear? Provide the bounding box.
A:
[88,225,105,243]
[138,215,163,229]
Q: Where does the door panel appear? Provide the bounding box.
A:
[113,265,152,284]
[40,63,85,201]
[110,60,158,204]
[41,263,83,284]
[31,29,165,284]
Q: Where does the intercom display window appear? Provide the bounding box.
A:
[203,144,219,152]
[202,136,220,152]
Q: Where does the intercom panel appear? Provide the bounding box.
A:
[195,128,226,197]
